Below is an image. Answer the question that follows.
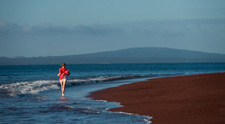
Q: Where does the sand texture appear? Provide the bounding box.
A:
[89,73,225,124]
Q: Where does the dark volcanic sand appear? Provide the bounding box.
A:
[89,73,225,124]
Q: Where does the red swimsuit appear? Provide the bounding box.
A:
[59,68,70,80]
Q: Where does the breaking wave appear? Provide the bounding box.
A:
[0,75,152,97]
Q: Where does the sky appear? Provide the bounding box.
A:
[0,0,225,57]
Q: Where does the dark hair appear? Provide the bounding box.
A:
[61,63,66,67]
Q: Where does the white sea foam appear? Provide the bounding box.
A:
[0,75,150,97]
[115,111,152,124]
[144,116,153,124]
[0,80,59,96]
[0,77,113,96]
[68,76,122,84]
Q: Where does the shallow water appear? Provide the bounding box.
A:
[1,78,152,124]
[1,63,225,124]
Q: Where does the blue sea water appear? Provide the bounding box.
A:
[0,63,225,124]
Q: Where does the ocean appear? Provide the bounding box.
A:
[0,63,225,124]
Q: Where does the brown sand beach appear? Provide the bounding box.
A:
[88,73,225,124]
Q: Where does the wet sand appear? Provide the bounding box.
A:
[88,73,225,124]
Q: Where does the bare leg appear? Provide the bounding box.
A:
[60,80,64,96]
[62,80,67,96]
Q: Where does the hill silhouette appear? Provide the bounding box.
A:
[1,47,225,65]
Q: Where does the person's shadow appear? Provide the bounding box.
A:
[59,96,70,104]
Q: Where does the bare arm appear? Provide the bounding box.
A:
[58,68,61,76]
[67,71,70,76]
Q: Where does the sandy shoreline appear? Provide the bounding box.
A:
[88,73,225,124]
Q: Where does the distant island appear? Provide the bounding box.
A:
[1,47,225,65]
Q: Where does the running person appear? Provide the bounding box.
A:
[58,63,70,96]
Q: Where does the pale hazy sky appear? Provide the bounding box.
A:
[1,0,225,57]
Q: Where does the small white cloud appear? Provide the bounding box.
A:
[39,23,52,29]
[0,21,5,27]
[22,26,32,33]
